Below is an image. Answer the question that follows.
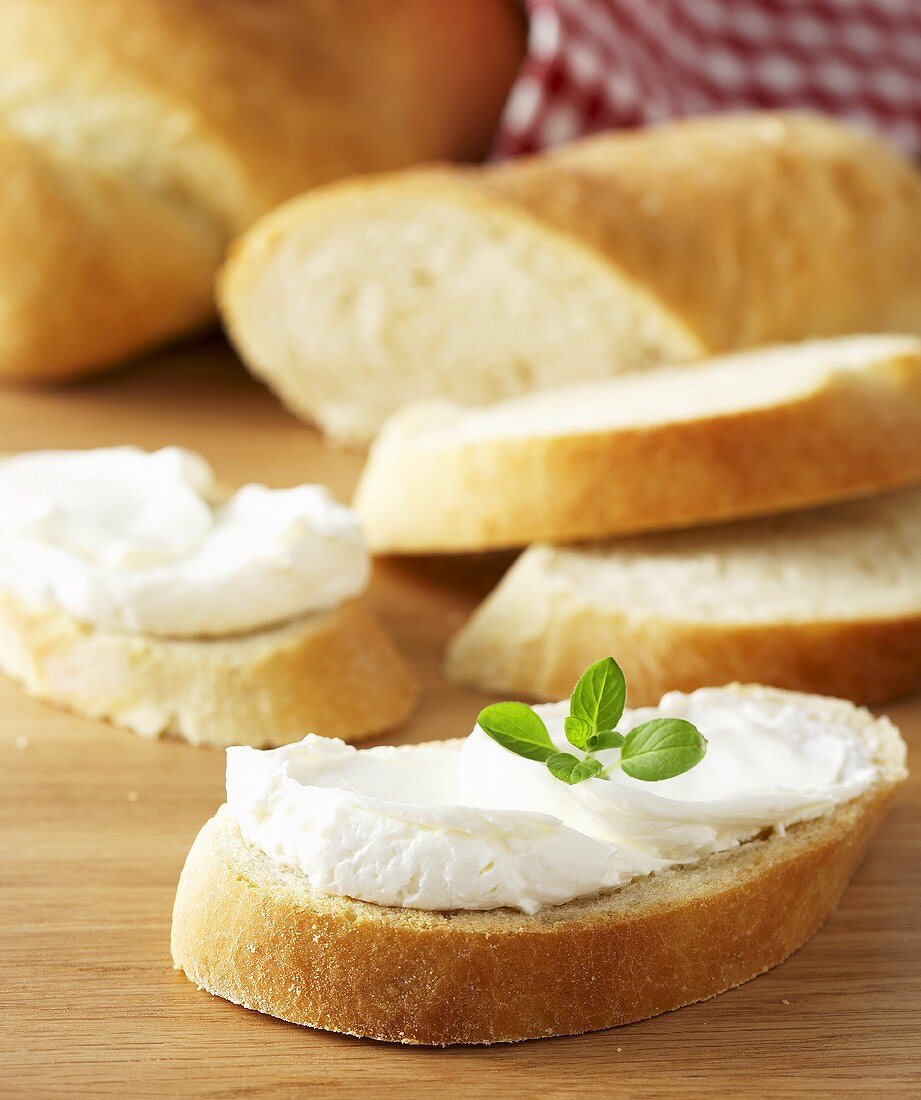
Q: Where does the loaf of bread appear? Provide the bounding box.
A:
[447,487,921,706]
[355,334,921,552]
[0,0,524,381]
[220,113,921,444]
[171,687,906,1044]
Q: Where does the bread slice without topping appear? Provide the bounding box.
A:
[218,113,921,444]
[0,593,416,747]
[170,686,906,1045]
[447,487,921,706]
[354,334,921,552]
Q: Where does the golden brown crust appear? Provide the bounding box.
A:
[0,0,524,380]
[0,593,416,747]
[0,126,221,384]
[486,113,921,349]
[355,341,921,552]
[171,740,904,1045]
[448,601,921,708]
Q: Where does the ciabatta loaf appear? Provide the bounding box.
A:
[0,594,415,748]
[171,687,906,1044]
[448,487,921,705]
[355,335,921,552]
[219,113,921,444]
[0,0,523,381]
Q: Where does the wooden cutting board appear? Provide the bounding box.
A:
[1,338,919,1097]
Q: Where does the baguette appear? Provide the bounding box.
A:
[355,334,921,552]
[219,113,921,444]
[447,487,921,706]
[0,0,524,381]
[171,687,906,1045]
[0,593,415,748]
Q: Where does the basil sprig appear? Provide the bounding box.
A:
[477,657,706,786]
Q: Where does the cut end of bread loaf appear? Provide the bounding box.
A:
[170,686,906,1044]
[447,486,921,705]
[218,173,703,445]
[355,334,921,551]
[0,593,416,747]
[220,113,921,445]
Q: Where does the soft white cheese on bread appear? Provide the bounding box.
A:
[0,446,368,636]
[225,685,887,913]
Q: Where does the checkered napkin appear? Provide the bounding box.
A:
[493,0,921,158]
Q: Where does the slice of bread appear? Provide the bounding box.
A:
[0,592,415,747]
[218,113,921,444]
[170,687,906,1045]
[355,334,921,552]
[447,487,921,706]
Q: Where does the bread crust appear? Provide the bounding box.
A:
[0,0,524,380]
[355,340,921,551]
[0,593,416,747]
[170,700,905,1044]
[448,597,921,708]
[485,113,921,350]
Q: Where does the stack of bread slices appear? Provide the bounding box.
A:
[219,111,921,706]
[352,332,921,706]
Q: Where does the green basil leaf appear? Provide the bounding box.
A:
[569,657,627,740]
[593,729,626,751]
[564,715,592,750]
[619,718,707,781]
[546,752,606,785]
[477,702,556,762]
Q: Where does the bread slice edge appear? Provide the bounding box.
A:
[445,539,921,706]
[0,591,416,747]
[355,338,921,552]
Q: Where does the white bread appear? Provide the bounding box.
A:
[355,334,921,552]
[447,487,921,706]
[0,592,416,748]
[170,686,906,1045]
[219,113,921,444]
[0,0,524,381]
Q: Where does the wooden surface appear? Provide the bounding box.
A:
[1,338,919,1098]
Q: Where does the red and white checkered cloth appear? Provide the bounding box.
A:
[493,0,921,158]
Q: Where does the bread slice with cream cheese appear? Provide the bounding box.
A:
[0,446,415,746]
[170,686,906,1044]
[447,486,921,706]
[354,334,921,552]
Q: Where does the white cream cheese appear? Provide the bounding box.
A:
[226,687,881,914]
[226,737,624,913]
[460,691,879,875]
[0,447,368,636]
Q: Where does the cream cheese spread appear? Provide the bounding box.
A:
[0,447,368,636]
[226,687,881,913]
